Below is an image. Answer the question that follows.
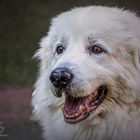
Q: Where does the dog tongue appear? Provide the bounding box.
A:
[64,91,98,114]
[62,87,107,123]
[64,96,88,114]
[63,95,91,123]
[64,98,81,113]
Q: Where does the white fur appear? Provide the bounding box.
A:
[32,6,140,140]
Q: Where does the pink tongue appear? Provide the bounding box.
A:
[64,100,80,113]
[64,96,89,113]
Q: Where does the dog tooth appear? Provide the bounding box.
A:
[65,114,69,117]
[75,113,78,116]
[79,105,85,113]
[89,96,93,100]
[70,115,74,118]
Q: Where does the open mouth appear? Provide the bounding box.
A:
[62,85,108,124]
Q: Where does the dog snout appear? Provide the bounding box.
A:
[50,67,73,89]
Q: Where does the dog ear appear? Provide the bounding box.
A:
[33,35,53,71]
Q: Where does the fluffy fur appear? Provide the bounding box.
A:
[32,6,140,140]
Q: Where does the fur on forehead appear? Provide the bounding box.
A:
[50,6,136,37]
[41,6,140,55]
[36,6,140,68]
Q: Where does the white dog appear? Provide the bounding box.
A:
[32,6,140,140]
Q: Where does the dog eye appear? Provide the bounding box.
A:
[56,45,65,54]
[88,45,105,55]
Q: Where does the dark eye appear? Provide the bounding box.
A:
[56,45,65,54]
[88,45,105,55]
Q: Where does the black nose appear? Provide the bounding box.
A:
[50,67,73,89]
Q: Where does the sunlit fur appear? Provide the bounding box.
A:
[32,6,140,140]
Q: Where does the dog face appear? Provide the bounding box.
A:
[33,6,140,129]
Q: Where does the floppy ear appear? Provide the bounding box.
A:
[34,35,53,72]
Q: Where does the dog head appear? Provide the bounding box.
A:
[33,6,140,125]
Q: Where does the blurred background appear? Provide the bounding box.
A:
[0,0,140,139]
